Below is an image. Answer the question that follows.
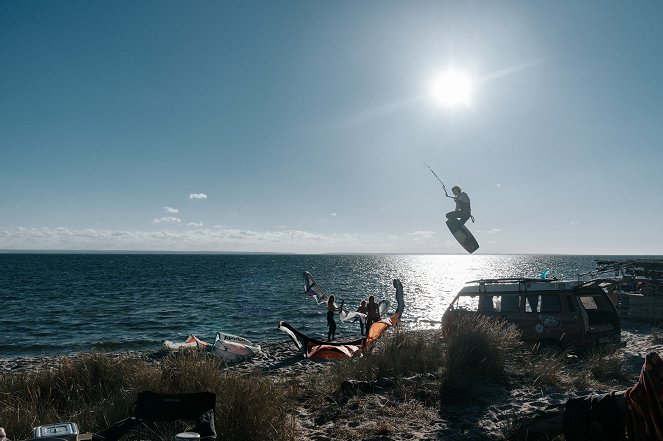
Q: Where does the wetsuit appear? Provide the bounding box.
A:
[356,305,368,336]
[366,302,380,335]
[327,308,336,340]
[446,191,471,227]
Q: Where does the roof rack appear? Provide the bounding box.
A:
[466,277,559,284]
[581,259,663,280]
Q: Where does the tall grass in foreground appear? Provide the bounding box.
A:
[298,329,446,441]
[329,329,446,383]
[440,314,521,401]
[0,352,295,441]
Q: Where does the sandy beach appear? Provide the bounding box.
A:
[2,322,662,441]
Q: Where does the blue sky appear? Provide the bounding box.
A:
[1,1,662,254]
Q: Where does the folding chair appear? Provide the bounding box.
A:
[133,391,217,441]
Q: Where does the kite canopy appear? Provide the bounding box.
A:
[163,332,260,363]
[163,334,209,350]
[278,321,364,360]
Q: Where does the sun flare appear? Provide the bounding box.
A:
[430,70,475,109]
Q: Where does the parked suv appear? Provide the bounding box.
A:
[442,278,621,351]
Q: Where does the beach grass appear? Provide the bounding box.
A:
[1,325,643,441]
[440,314,522,401]
[0,351,295,441]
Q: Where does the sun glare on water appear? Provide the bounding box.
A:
[430,69,475,109]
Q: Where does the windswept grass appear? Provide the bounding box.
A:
[0,351,296,441]
[293,328,447,441]
[0,353,153,435]
[520,349,569,388]
[1,327,639,441]
[570,346,628,389]
[329,329,446,384]
[440,314,522,401]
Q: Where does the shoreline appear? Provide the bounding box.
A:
[2,321,660,374]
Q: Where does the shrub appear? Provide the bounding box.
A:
[523,349,568,388]
[330,329,446,383]
[578,347,627,384]
[440,314,521,401]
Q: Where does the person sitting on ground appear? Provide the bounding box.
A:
[446,185,472,227]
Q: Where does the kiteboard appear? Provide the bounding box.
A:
[446,219,479,254]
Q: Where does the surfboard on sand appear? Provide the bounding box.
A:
[446,219,479,254]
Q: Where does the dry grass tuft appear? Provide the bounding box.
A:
[523,350,569,388]
[330,329,446,383]
[440,314,521,401]
[294,328,446,441]
[0,351,296,441]
[0,353,153,436]
[578,347,628,385]
[651,326,663,344]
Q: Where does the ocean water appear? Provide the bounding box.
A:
[0,253,651,356]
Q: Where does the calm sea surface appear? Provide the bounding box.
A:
[0,253,654,356]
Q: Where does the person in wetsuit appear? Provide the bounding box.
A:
[356,299,368,336]
[326,295,343,341]
[446,185,472,227]
[366,295,381,335]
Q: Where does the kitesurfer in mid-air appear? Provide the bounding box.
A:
[446,185,472,227]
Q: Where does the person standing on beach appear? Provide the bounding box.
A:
[445,185,472,227]
[356,299,368,336]
[366,295,380,335]
[327,295,343,341]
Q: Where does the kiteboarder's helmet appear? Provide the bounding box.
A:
[452,185,461,194]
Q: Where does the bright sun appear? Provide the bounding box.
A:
[430,70,475,109]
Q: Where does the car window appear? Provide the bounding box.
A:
[578,294,612,311]
[453,295,498,312]
[454,295,480,312]
[497,295,521,312]
[525,294,561,313]
[579,296,598,310]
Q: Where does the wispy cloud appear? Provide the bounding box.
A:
[0,227,371,253]
[189,193,208,200]
[163,206,179,214]
[478,228,501,234]
[0,226,462,254]
[407,230,436,241]
[330,212,337,217]
[152,217,182,224]
[187,222,203,227]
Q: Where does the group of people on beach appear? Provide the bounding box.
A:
[326,294,381,341]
